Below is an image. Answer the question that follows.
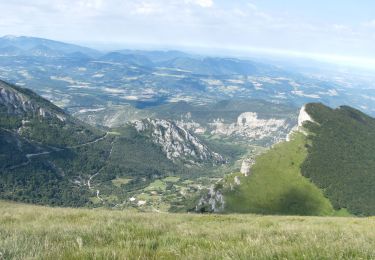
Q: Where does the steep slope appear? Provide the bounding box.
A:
[207,132,335,215]
[213,103,375,216]
[0,80,102,147]
[78,100,297,147]
[301,103,375,215]
[0,80,229,209]
[132,118,226,165]
[0,81,107,205]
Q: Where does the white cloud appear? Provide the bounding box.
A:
[364,19,375,28]
[134,2,161,15]
[246,2,258,11]
[0,0,374,62]
[77,0,103,9]
[185,0,213,8]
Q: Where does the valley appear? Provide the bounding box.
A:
[1,36,375,119]
[1,1,375,259]
[1,36,375,218]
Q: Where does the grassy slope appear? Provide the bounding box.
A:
[224,133,335,215]
[0,201,374,259]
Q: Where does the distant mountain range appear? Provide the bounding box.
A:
[1,35,374,117]
[0,35,100,57]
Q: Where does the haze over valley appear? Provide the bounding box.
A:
[1,1,375,259]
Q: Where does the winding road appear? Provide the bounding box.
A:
[87,139,116,202]
[7,132,109,170]
[6,130,116,204]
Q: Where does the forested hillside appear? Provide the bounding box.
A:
[0,81,231,209]
[302,103,375,215]
[220,103,375,216]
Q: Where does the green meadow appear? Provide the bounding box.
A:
[223,133,335,216]
[0,201,374,259]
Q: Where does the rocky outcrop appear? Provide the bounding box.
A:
[133,118,226,165]
[240,158,254,176]
[286,105,316,139]
[176,111,295,146]
[210,112,289,140]
[195,187,225,213]
[298,105,314,127]
[0,81,66,121]
[207,112,293,145]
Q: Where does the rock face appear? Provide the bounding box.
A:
[285,105,316,139]
[208,112,292,146]
[298,105,314,127]
[133,118,226,165]
[195,187,225,213]
[0,81,66,121]
[0,80,100,147]
[240,158,254,176]
[176,111,295,146]
[210,112,288,141]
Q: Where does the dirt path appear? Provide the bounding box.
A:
[86,139,116,202]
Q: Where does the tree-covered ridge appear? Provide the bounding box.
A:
[302,103,375,216]
[0,80,236,208]
[0,80,102,147]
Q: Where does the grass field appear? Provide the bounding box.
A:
[223,133,335,216]
[0,201,374,259]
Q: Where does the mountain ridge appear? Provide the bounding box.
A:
[0,80,229,209]
[0,35,101,57]
[201,103,375,216]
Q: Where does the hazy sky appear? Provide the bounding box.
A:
[1,0,375,67]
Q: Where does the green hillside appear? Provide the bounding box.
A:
[302,103,375,216]
[2,79,374,216]
[0,81,236,209]
[223,132,335,216]
[0,80,102,147]
[0,201,374,259]
[223,103,375,216]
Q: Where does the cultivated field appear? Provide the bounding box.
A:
[0,201,374,259]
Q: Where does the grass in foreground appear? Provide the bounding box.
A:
[0,201,374,259]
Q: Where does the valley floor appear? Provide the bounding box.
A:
[0,201,374,260]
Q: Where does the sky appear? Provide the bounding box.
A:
[1,0,375,68]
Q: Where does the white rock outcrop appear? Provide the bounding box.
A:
[298,105,314,127]
[133,118,226,165]
[195,186,225,213]
[0,82,66,121]
[240,158,254,176]
[209,112,291,144]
